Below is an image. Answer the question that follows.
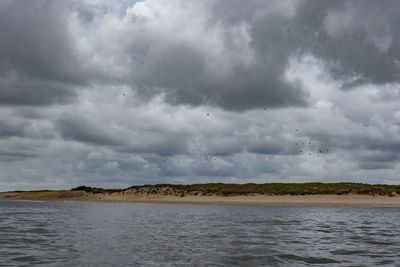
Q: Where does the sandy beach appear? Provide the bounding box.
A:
[2,190,400,208]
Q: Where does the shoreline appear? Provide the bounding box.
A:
[2,191,400,208]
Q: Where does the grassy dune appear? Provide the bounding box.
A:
[2,183,400,207]
[71,183,400,196]
[1,190,86,200]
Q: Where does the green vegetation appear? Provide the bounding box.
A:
[71,186,123,194]
[72,183,400,196]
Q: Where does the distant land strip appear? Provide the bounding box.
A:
[2,183,400,207]
[69,182,400,196]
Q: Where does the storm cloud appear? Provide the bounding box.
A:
[1,0,400,190]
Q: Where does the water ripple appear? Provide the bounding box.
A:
[0,201,400,266]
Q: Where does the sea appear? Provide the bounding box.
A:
[0,200,399,266]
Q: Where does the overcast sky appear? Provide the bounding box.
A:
[1,0,400,190]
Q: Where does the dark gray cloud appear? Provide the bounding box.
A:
[2,0,400,109]
[0,0,89,106]
[55,111,190,156]
[128,25,308,111]
[0,76,77,106]
[0,136,45,163]
[117,0,309,110]
[0,151,37,162]
[0,1,81,82]
[210,0,400,88]
[56,116,123,147]
[106,0,400,110]
[295,0,400,87]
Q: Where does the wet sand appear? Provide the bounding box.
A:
[1,191,400,207]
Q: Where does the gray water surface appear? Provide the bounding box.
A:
[0,200,399,266]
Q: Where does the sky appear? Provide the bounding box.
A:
[1,0,400,191]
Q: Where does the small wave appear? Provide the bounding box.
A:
[276,253,340,264]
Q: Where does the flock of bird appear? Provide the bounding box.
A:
[151,104,332,164]
[121,92,334,162]
[120,93,384,165]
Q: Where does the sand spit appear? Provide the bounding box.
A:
[1,185,400,208]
